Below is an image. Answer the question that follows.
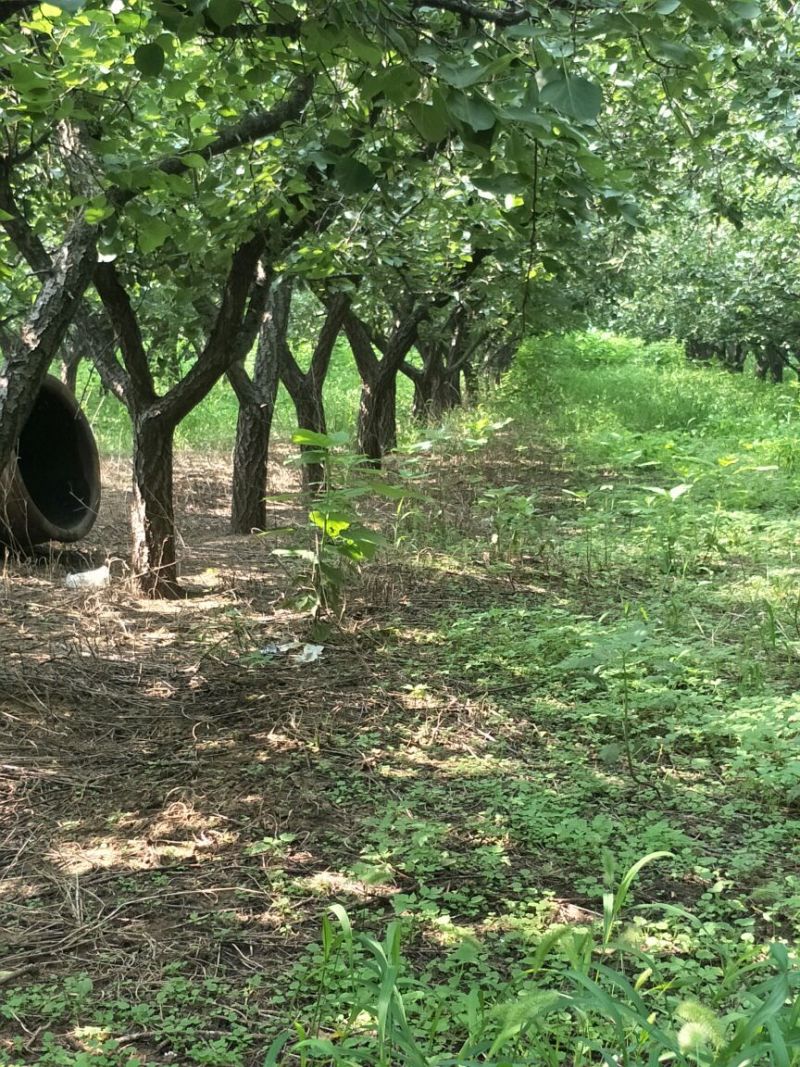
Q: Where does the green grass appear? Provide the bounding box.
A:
[5,332,800,1065]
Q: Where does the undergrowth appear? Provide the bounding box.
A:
[4,333,800,1065]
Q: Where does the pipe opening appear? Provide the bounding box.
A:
[1,376,102,544]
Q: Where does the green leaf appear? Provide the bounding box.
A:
[539,71,602,122]
[680,0,718,22]
[133,43,165,77]
[206,0,241,28]
[334,156,377,194]
[138,217,171,253]
[654,0,681,11]
[42,0,84,11]
[406,101,450,142]
[180,152,208,170]
[732,0,760,15]
[292,429,347,448]
[643,35,697,64]
[84,196,113,224]
[368,65,420,105]
[437,59,489,89]
[446,90,496,132]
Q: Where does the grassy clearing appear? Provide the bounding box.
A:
[3,334,800,1065]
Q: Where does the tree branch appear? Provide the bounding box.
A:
[158,234,266,426]
[155,75,313,182]
[0,216,97,466]
[93,263,157,407]
[410,0,530,26]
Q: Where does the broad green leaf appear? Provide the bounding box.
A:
[539,71,602,122]
[654,0,681,11]
[138,217,172,253]
[732,0,760,15]
[368,65,420,104]
[206,0,241,28]
[292,428,348,447]
[406,100,450,142]
[643,35,697,64]
[133,43,165,77]
[681,0,718,21]
[446,91,496,132]
[437,59,489,89]
[84,196,113,224]
[180,153,208,169]
[334,156,377,194]
[41,0,83,11]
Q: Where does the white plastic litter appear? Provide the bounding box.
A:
[291,643,324,664]
[64,565,110,590]
[259,640,324,664]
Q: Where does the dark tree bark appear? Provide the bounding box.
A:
[130,413,177,594]
[358,370,398,462]
[404,308,487,420]
[0,213,97,472]
[343,307,422,464]
[280,288,350,492]
[228,280,284,533]
[755,344,784,383]
[96,240,266,594]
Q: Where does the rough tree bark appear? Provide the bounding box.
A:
[755,343,785,383]
[280,287,350,492]
[343,307,422,464]
[95,239,266,595]
[0,211,98,473]
[228,279,284,533]
[403,307,488,421]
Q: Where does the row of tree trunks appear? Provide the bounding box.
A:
[686,337,799,382]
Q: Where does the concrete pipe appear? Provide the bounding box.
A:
[0,375,101,545]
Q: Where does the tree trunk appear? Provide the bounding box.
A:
[228,328,281,532]
[61,352,80,393]
[462,359,478,404]
[358,370,397,463]
[231,395,274,533]
[755,345,784,383]
[130,413,179,597]
[293,388,327,493]
[0,216,97,472]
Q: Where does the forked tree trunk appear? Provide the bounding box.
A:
[282,289,349,494]
[131,414,179,596]
[229,337,281,533]
[345,308,419,466]
[358,371,397,462]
